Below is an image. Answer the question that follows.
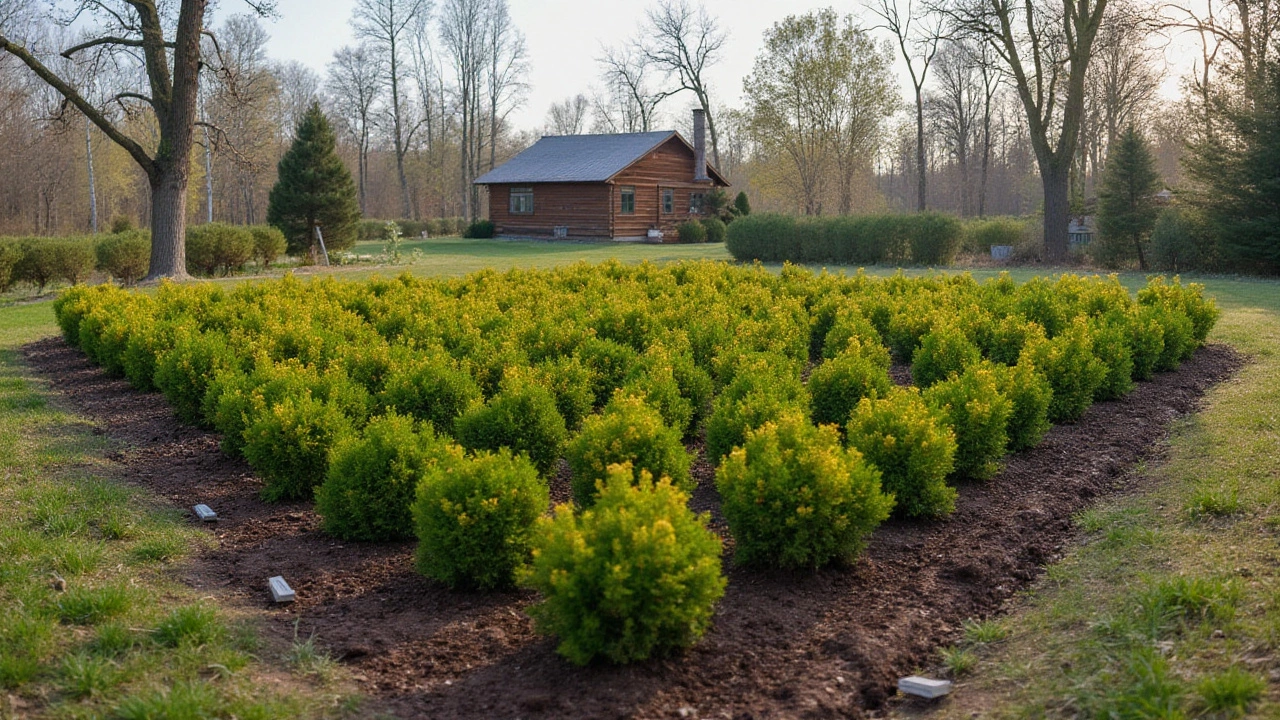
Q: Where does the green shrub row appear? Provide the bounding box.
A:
[55,263,1218,666]
[725,212,964,266]
[0,235,126,292]
[185,223,285,277]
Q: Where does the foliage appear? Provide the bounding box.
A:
[1184,59,1280,273]
[0,241,19,292]
[1095,126,1162,270]
[153,327,238,426]
[521,466,725,665]
[716,414,893,568]
[1021,319,1109,423]
[924,363,1012,480]
[706,364,809,461]
[242,395,355,502]
[414,447,549,590]
[1150,206,1207,273]
[1088,314,1136,401]
[453,374,568,476]
[464,219,496,239]
[95,231,150,285]
[53,240,97,285]
[185,223,254,276]
[315,413,448,541]
[677,220,707,244]
[961,217,1027,253]
[912,322,982,388]
[267,103,361,256]
[990,360,1053,451]
[379,353,483,432]
[726,212,962,265]
[846,388,958,518]
[701,217,727,243]
[248,225,287,267]
[808,349,893,428]
[566,395,692,506]
[733,191,752,217]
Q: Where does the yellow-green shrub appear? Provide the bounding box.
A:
[1021,319,1108,423]
[521,465,725,665]
[316,413,449,542]
[566,395,692,507]
[706,366,809,462]
[414,448,548,590]
[924,364,1012,480]
[242,396,354,502]
[153,327,239,426]
[716,414,893,568]
[453,374,567,475]
[846,388,957,518]
[991,360,1053,451]
[379,353,483,432]
[1089,315,1136,400]
[912,322,982,388]
[808,350,893,428]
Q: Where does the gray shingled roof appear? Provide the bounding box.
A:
[474,131,679,184]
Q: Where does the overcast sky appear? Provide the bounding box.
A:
[244,0,1198,133]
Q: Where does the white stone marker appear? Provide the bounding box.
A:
[269,576,296,603]
[898,676,953,699]
[193,504,218,522]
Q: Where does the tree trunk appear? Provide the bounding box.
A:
[915,88,927,212]
[1042,164,1071,263]
[147,164,192,280]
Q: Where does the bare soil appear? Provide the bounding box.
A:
[22,337,1243,719]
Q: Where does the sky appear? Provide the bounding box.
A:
[242,0,1200,133]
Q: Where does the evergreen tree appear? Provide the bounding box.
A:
[268,104,361,257]
[1185,63,1280,273]
[1097,126,1162,270]
[733,191,752,217]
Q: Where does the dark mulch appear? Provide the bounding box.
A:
[22,337,1244,719]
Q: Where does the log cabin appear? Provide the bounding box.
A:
[474,109,729,242]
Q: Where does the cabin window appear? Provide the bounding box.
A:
[620,186,636,215]
[690,192,706,215]
[662,188,674,214]
[509,187,534,215]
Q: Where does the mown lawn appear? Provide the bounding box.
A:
[0,237,1277,718]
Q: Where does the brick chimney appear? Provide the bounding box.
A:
[692,108,709,182]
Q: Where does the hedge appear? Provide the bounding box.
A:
[725,212,963,266]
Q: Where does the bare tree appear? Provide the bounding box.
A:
[0,0,277,279]
[484,0,527,171]
[596,44,669,133]
[927,40,983,215]
[546,94,591,135]
[354,0,429,219]
[440,0,487,219]
[328,44,384,214]
[640,0,727,166]
[869,0,941,212]
[940,0,1111,261]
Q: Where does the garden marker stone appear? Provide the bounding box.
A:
[269,576,296,603]
[193,504,218,522]
[898,676,952,699]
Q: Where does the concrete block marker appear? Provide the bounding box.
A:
[898,676,953,699]
[193,504,218,523]
[269,576,296,603]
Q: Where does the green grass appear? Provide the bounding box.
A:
[3,239,1280,718]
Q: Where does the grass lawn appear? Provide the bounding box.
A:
[0,237,1277,718]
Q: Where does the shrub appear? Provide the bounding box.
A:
[109,216,135,234]
[95,231,150,285]
[414,448,549,590]
[733,191,751,217]
[725,213,796,262]
[185,223,253,276]
[379,354,483,432]
[249,225,287,268]
[15,240,59,292]
[242,395,355,502]
[990,360,1053,451]
[522,465,725,665]
[716,414,893,568]
[907,212,964,265]
[54,240,97,285]
[912,322,982,388]
[453,374,568,476]
[924,364,1012,481]
[808,350,893,428]
[1150,207,1204,272]
[566,395,692,507]
[1139,276,1220,346]
[1021,319,1109,423]
[1127,306,1166,381]
[701,217,726,244]
[0,240,19,293]
[677,220,707,244]
[463,220,496,239]
[961,217,1027,253]
[982,315,1046,366]
[1145,303,1195,371]
[153,328,239,426]
[845,388,957,518]
[315,413,449,542]
[529,356,597,431]
[821,310,890,365]
[724,212,961,265]
[705,367,808,462]
[1088,315,1136,401]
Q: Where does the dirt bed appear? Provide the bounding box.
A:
[23,337,1243,719]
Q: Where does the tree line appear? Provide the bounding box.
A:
[0,0,1276,277]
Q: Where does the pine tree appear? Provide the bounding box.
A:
[268,104,361,257]
[1096,126,1162,270]
[1185,63,1280,274]
[733,191,752,217]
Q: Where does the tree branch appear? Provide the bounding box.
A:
[0,32,155,174]
[61,35,173,58]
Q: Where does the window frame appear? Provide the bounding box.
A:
[690,192,706,215]
[661,188,675,214]
[509,187,535,215]
[620,185,637,215]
